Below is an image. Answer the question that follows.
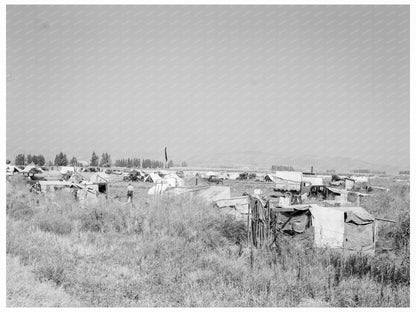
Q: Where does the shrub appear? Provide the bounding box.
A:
[7,201,34,221]
[35,213,72,235]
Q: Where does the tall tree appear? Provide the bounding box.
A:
[15,154,25,166]
[37,155,46,166]
[70,156,78,166]
[54,152,68,166]
[100,153,111,167]
[26,154,32,164]
[90,152,99,167]
[31,155,39,165]
[181,161,188,167]
[167,160,174,168]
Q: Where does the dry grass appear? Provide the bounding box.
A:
[6,255,80,307]
[5,176,410,307]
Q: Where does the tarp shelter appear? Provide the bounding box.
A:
[264,174,276,182]
[60,166,76,175]
[148,183,170,195]
[215,196,250,220]
[157,170,169,177]
[276,171,302,182]
[6,165,22,175]
[225,172,239,180]
[164,174,184,187]
[275,171,303,191]
[22,164,43,174]
[145,173,163,183]
[351,176,369,183]
[302,176,324,186]
[89,172,110,183]
[165,185,231,203]
[272,205,312,234]
[345,178,355,190]
[309,205,376,255]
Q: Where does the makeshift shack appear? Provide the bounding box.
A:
[272,204,311,235]
[345,178,355,190]
[302,176,324,186]
[249,197,377,255]
[215,196,250,221]
[309,205,376,255]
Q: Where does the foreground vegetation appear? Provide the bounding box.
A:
[6,176,409,307]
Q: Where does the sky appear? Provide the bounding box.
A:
[6,5,409,167]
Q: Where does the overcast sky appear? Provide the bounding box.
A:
[6,5,409,167]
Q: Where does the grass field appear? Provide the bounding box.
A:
[6,175,410,307]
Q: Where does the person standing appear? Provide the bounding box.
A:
[127,183,134,203]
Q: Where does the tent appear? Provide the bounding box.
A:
[60,166,76,175]
[275,171,303,192]
[22,164,43,174]
[309,205,376,255]
[144,173,162,183]
[345,178,355,190]
[272,205,312,234]
[264,174,276,182]
[6,165,22,175]
[89,172,110,183]
[165,185,231,203]
[276,171,302,182]
[302,176,324,186]
[164,174,184,187]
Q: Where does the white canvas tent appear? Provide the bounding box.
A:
[309,205,376,255]
[144,173,163,183]
[22,164,43,174]
[302,176,323,186]
[275,171,302,182]
[60,166,76,175]
[165,185,231,203]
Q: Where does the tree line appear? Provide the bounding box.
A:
[14,152,188,169]
[271,165,294,171]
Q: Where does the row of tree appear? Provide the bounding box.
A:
[15,154,46,166]
[271,165,294,171]
[14,151,188,168]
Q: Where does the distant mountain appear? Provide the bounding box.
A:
[186,150,403,174]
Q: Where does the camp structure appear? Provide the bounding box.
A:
[35,180,107,201]
[274,171,303,192]
[6,165,22,176]
[21,164,44,180]
[89,172,110,183]
[164,185,231,203]
[309,205,376,255]
[302,175,324,186]
[345,177,355,190]
[248,198,377,255]
[60,166,76,175]
[264,174,276,182]
[215,196,250,221]
[163,173,185,187]
[22,164,43,174]
[144,172,163,183]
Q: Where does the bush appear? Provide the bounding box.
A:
[7,201,34,221]
[35,213,72,235]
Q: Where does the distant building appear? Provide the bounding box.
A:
[399,170,410,175]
